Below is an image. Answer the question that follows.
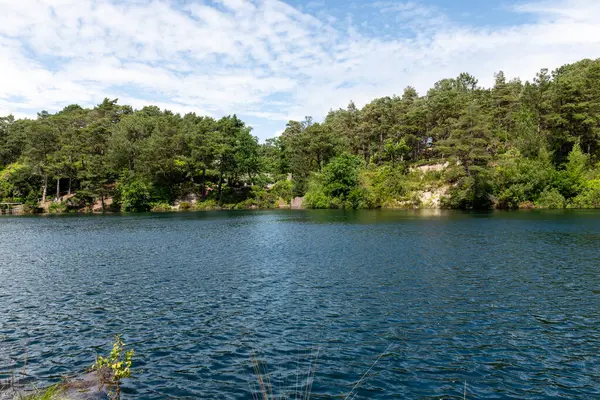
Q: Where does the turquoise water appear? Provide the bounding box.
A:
[0,210,599,399]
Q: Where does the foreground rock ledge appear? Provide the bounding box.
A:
[1,368,113,400]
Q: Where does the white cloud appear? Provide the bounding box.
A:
[0,0,599,139]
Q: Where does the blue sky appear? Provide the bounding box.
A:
[0,0,599,140]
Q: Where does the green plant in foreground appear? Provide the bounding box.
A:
[22,384,63,400]
[92,335,134,398]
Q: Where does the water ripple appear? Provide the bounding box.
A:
[0,210,599,399]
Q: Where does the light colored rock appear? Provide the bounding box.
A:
[411,162,449,173]
[417,185,449,208]
[290,196,305,209]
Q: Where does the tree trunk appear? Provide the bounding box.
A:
[68,178,72,195]
[42,174,48,203]
[56,178,60,201]
[101,191,106,211]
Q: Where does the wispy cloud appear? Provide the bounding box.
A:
[0,0,599,139]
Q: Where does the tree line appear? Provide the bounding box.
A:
[2,58,600,211]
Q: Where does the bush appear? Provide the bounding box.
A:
[536,188,565,209]
[444,170,493,209]
[48,201,67,214]
[493,151,556,207]
[150,202,172,212]
[116,179,152,212]
[570,179,600,208]
[270,180,293,203]
[322,153,363,198]
[195,199,218,210]
[304,178,330,209]
[347,187,375,209]
[179,201,192,211]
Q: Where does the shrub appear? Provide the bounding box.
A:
[48,201,67,214]
[536,188,565,209]
[322,153,363,198]
[270,180,293,203]
[347,187,375,209]
[116,179,151,212]
[570,179,600,208]
[304,178,330,209]
[150,202,172,212]
[179,201,192,211]
[92,335,134,399]
[195,199,218,210]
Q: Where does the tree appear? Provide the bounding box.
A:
[25,120,58,202]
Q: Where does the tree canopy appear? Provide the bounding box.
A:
[3,58,600,211]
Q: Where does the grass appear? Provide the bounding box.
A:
[250,347,320,400]
[20,384,63,400]
[250,343,398,400]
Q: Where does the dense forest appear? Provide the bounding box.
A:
[2,58,600,212]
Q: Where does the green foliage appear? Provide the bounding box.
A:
[494,150,556,208]
[555,143,589,198]
[536,188,566,209]
[304,178,331,209]
[22,384,63,400]
[570,178,600,208]
[444,167,494,209]
[195,199,218,210]
[48,201,67,214]
[116,177,152,212]
[178,201,192,211]
[270,180,293,203]
[92,335,134,398]
[304,154,366,209]
[4,59,600,210]
[150,202,172,212]
[322,154,363,198]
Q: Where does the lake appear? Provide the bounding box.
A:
[0,210,599,399]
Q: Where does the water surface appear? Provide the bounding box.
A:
[1,210,599,398]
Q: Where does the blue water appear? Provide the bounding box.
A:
[0,210,599,399]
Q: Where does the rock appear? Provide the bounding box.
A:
[410,162,449,173]
[59,368,112,400]
[0,368,112,400]
[290,196,304,209]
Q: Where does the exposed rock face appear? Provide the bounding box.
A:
[418,186,449,208]
[290,196,305,210]
[411,162,449,173]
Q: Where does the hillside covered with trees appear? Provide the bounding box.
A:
[2,58,600,212]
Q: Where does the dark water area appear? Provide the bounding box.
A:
[0,210,599,399]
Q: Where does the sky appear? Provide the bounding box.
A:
[0,0,599,140]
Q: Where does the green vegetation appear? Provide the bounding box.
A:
[3,58,600,210]
[92,335,134,399]
[21,384,63,400]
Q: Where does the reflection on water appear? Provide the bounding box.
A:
[0,210,599,399]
